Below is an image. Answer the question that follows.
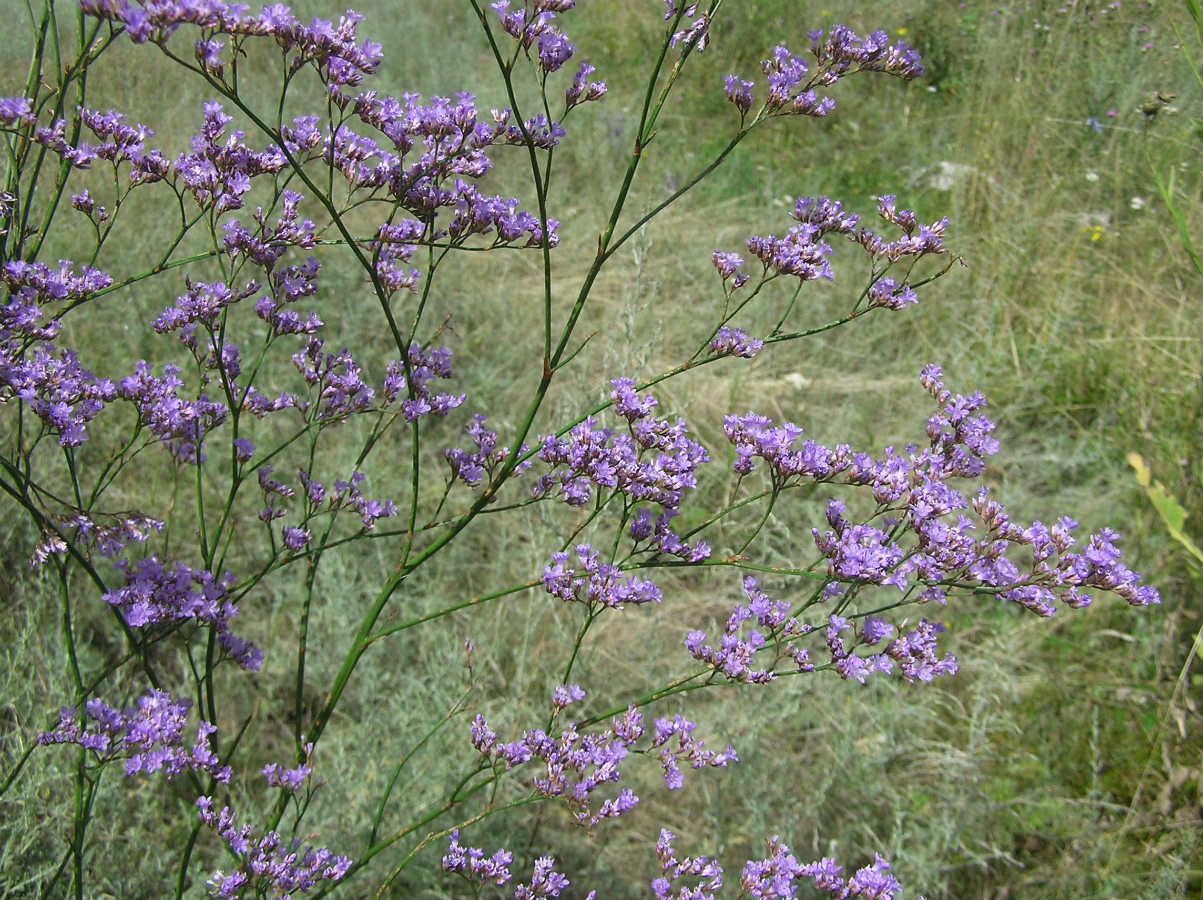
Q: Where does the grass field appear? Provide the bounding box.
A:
[1,1,1201,897]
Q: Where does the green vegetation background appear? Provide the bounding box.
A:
[1,1,1200,897]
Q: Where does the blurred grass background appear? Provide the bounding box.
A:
[1,0,1201,897]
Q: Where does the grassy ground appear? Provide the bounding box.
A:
[1,1,1201,897]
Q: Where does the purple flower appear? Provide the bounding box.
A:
[381,342,466,422]
[652,829,723,900]
[38,690,231,783]
[472,692,645,827]
[196,796,351,898]
[118,361,228,463]
[103,555,262,670]
[652,715,738,790]
[543,544,662,609]
[707,326,763,359]
[442,830,513,887]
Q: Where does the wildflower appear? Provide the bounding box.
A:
[38,690,231,783]
[542,544,662,608]
[652,829,723,900]
[196,797,351,897]
[471,693,645,827]
[708,326,764,359]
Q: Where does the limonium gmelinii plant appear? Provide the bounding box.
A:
[0,1,1159,897]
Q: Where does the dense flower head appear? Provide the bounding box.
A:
[80,1,382,89]
[809,25,925,81]
[707,325,763,359]
[196,795,351,898]
[684,577,813,682]
[491,1,579,74]
[0,343,116,446]
[627,507,711,562]
[38,690,231,782]
[291,337,375,422]
[471,693,645,827]
[443,829,514,888]
[739,837,905,900]
[103,555,262,670]
[118,360,228,463]
[153,277,258,333]
[0,95,34,126]
[534,381,709,512]
[716,193,947,292]
[543,543,663,608]
[445,414,530,488]
[176,102,286,213]
[381,342,466,422]
[222,190,317,271]
[724,412,852,484]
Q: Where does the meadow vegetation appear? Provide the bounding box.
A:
[0,1,1200,898]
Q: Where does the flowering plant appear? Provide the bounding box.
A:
[0,1,1158,897]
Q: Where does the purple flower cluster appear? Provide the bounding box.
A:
[196,796,351,899]
[707,325,763,359]
[534,379,709,511]
[810,25,925,81]
[443,833,579,900]
[859,195,949,263]
[153,277,258,334]
[825,614,957,685]
[21,106,169,180]
[255,259,323,337]
[329,471,397,529]
[335,91,559,245]
[442,829,514,888]
[222,190,316,272]
[381,343,466,422]
[257,467,394,535]
[31,510,163,565]
[80,1,383,91]
[291,337,374,422]
[491,0,579,75]
[564,62,607,111]
[0,344,117,446]
[723,366,1158,620]
[471,690,644,827]
[263,742,313,794]
[2,258,113,338]
[119,361,228,463]
[652,829,723,900]
[542,543,662,609]
[717,194,947,293]
[176,102,286,214]
[684,577,814,683]
[740,837,904,900]
[720,26,920,126]
[103,556,262,670]
[445,414,529,487]
[724,412,851,485]
[38,690,230,782]
[651,715,738,790]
